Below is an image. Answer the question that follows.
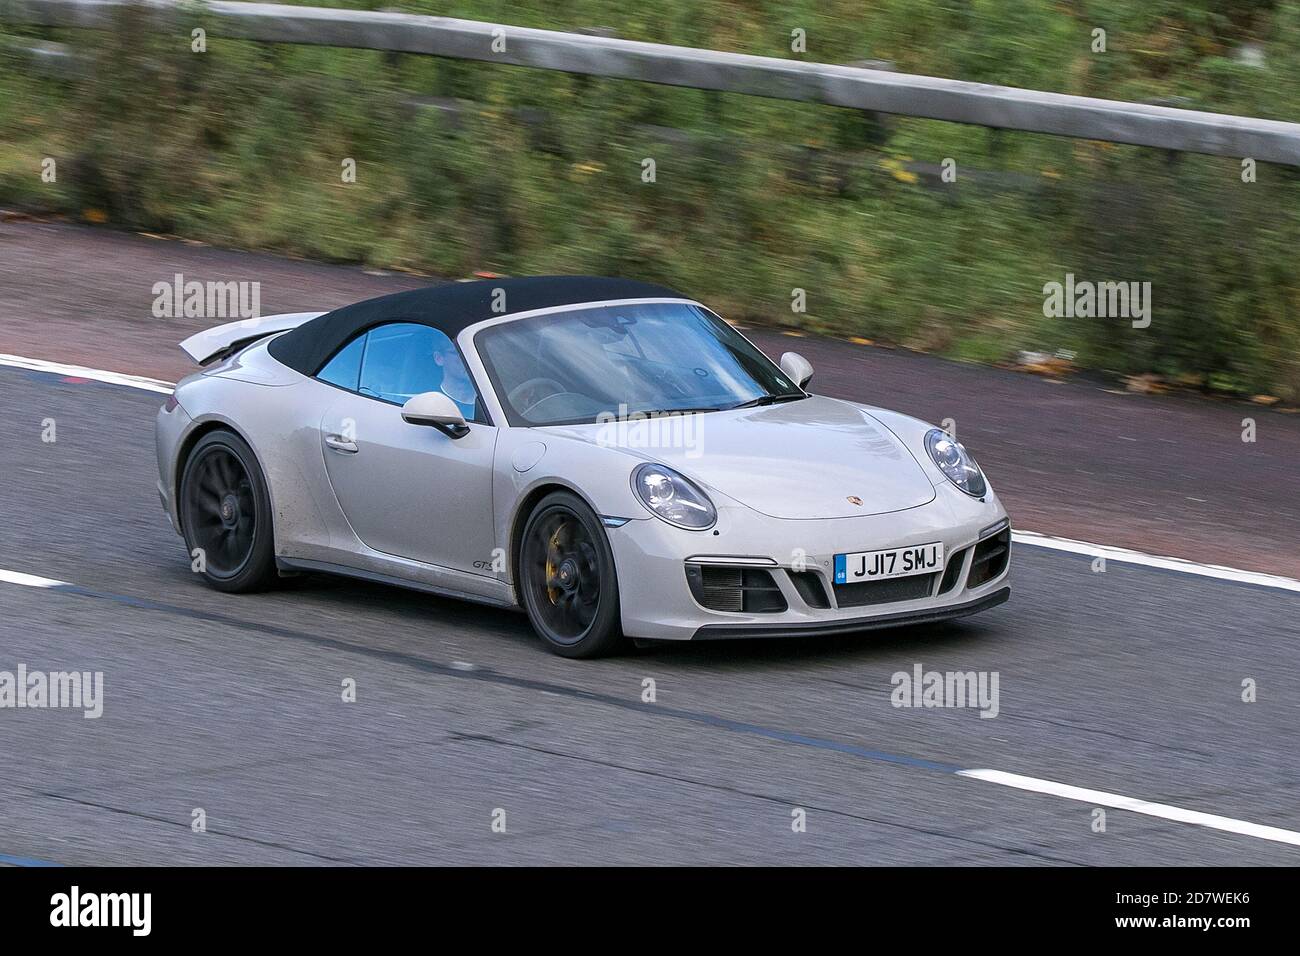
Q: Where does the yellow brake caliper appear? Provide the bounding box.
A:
[545,523,565,605]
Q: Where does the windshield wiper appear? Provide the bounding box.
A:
[726,393,807,410]
[630,407,723,416]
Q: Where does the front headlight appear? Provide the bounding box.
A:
[631,463,717,530]
[925,429,987,498]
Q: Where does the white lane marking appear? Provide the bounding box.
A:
[1,352,1297,594]
[1013,529,1300,594]
[0,354,174,394]
[0,568,69,589]
[959,768,1300,848]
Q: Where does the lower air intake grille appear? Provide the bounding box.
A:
[968,529,1010,589]
[788,571,831,609]
[938,547,969,595]
[685,564,787,613]
[834,572,937,608]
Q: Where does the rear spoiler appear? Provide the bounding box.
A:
[179,312,325,365]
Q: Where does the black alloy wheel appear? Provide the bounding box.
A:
[179,430,277,592]
[519,491,625,657]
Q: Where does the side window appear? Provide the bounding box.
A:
[357,323,482,422]
[317,333,366,392]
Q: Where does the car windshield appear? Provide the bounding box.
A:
[475,302,805,426]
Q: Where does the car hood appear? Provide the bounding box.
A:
[540,395,937,519]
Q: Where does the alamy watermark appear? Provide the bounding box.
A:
[152,273,261,320]
[1043,273,1151,329]
[595,404,704,458]
[0,665,103,718]
[50,886,150,936]
[891,663,999,718]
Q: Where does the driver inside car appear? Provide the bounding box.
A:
[433,339,478,420]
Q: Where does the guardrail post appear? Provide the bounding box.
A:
[843,59,895,149]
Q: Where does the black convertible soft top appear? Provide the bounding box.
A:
[268,275,684,375]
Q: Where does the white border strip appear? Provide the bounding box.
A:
[960,768,1300,848]
[0,354,174,394]
[0,568,69,589]
[1013,529,1300,594]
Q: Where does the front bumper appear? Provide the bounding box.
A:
[692,586,1009,640]
[607,483,1011,641]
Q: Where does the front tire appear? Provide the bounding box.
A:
[519,491,625,658]
[179,429,278,593]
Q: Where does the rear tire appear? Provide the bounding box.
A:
[519,491,626,658]
[179,429,278,593]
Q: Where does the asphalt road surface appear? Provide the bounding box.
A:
[1,364,1298,865]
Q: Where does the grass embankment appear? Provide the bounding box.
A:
[2,1,1299,397]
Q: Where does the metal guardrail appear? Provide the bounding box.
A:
[5,0,1300,166]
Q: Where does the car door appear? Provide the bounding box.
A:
[316,322,499,576]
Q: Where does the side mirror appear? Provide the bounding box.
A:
[401,391,469,438]
[780,351,814,389]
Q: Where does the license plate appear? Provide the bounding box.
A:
[834,542,944,584]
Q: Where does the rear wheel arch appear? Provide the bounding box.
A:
[177,427,278,592]
[174,420,260,534]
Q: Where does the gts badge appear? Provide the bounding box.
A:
[475,549,507,574]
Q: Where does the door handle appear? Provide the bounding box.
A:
[324,434,359,454]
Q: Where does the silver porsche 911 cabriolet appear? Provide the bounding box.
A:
[156,276,1010,657]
